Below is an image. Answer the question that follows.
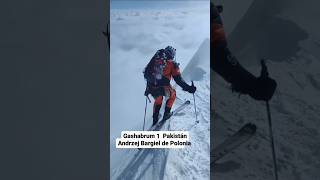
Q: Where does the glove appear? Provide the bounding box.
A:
[249,76,277,101]
[232,76,277,101]
[186,84,196,94]
[249,59,277,101]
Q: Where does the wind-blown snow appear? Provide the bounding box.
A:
[110,1,210,180]
[212,0,320,179]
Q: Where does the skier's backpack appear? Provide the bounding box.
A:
[143,49,167,86]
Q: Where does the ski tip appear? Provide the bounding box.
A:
[242,123,257,134]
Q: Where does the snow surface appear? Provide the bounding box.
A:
[110,1,210,180]
[212,0,320,179]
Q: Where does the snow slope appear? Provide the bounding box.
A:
[110,1,210,180]
[111,39,210,180]
[212,0,320,179]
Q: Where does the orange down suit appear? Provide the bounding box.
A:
[151,59,180,109]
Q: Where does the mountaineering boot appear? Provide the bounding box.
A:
[152,105,161,126]
[162,107,172,121]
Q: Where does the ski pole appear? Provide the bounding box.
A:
[142,96,149,131]
[266,101,278,180]
[191,81,199,123]
[261,59,278,180]
[146,95,151,103]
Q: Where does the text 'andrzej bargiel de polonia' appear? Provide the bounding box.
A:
[116,131,191,149]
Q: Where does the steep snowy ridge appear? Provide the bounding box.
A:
[165,39,210,179]
[212,0,320,179]
[111,39,210,180]
[182,38,210,82]
[110,2,210,179]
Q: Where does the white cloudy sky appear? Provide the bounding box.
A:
[110,1,210,138]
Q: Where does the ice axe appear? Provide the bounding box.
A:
[191,81,199,123]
